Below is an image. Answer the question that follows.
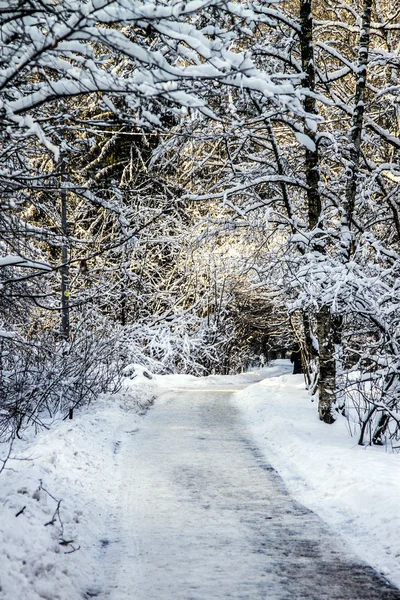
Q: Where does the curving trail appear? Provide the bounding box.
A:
[86,381,400,600]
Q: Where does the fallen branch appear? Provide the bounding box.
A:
[39,480,80,553]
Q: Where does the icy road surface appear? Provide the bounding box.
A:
[87,384,400,600]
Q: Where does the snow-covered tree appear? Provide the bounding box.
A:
[149,0,400,441]
[0,0,307,440]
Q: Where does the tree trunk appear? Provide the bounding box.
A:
[301,311,316,389]
[316,308,342,423]
[341,0,373,259]
[60,154,70,341]
[299,0,321,232]
[300,0,338,422]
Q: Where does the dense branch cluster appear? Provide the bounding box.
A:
[1,0,400,449]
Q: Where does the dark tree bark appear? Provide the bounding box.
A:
[299,0,322,233]
[60,155,70,341]
[342,0,373,260]
[300,0,338,423]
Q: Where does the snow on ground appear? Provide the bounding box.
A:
[231,360,400,589]
[1,359,400,598]
[0,369,159,600]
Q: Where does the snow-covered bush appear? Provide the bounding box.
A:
[119,312,238,376]
[0,311,121,442]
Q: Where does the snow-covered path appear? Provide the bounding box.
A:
[87,385,400,600]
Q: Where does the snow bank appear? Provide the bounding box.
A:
[153,362,287,391]
[2,360,400,596]
[233,362,400,588]
[0,373,159,600]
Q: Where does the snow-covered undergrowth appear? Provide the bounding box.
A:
[0,368,159,600]
[233,360,400,588]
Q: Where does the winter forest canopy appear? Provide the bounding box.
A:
[1,0,400,454]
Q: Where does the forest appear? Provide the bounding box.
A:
[1,0,400,459]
